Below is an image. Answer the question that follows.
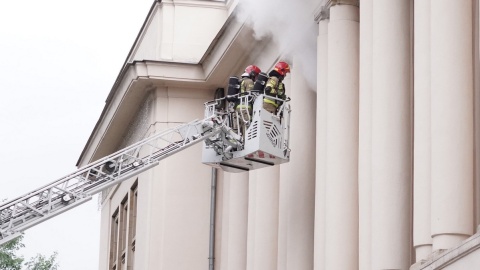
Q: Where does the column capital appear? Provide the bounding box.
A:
[314,0,359,22]
[314,5,330,22]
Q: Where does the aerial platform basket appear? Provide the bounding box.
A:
[202,93,291,173]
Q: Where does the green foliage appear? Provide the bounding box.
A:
[24,252,58,270]
[0,235,59,270]
[0,236,25,270]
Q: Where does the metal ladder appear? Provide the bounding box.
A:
[0,116,230,245]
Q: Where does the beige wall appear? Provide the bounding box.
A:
[99,87,216,270]
[130,1,227,63]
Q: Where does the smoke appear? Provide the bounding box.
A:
[235,0,319,89]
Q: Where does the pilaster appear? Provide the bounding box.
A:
[313,17,328,270]
[324,4,360,270]
[371,0,412,268]
[413,0,433,261]
[358,0,373,269]
[431,0,474,251]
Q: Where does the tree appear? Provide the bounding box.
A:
[24,252,58,270]
[0,235,59,270]
[0,235,24,270]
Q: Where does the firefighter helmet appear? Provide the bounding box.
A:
[245,65,261,79]
[274,61,291,76]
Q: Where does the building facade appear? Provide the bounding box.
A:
[76,0,480,269]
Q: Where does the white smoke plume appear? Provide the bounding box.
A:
[235,0,320,89]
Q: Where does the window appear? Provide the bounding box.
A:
[130,186,138,245]
[110,209,119,270]
[109,181,138,270]
[120,197,128,269]
[128,182,138,270]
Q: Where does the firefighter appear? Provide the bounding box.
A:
[263,61,290,114]
[236,65,261,139]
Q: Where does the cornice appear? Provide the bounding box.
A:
[160,0,227,9]
[314,0,359,22]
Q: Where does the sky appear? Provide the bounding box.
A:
[0,0,153,268]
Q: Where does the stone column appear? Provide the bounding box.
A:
[413,0,432,261]
[246,167,280,270]
[246,171,257,270]
[324,4,359,270]
[277,74,291,270]
[371,0,412,268]
[313,16,328,270]
[220,172,249,270]
[358,0,372,269]
[431,0,474,250]
[279,59,316,270]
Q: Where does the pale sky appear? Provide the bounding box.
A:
[0,0,153,268]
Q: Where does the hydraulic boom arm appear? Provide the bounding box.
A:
[0,91,291,245]
[0,115,229,245]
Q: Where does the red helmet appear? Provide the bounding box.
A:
[245,65,261,78]
[274,61,291,76]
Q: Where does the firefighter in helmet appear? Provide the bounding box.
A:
[236,65,261,138]
[241,65,261,93]
[263,61,290,114]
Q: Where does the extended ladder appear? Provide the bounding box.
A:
[0,113,233,245]
[0,91,291,245]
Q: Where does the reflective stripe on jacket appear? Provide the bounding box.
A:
[263,76,283,108]
[235,77,255,109]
